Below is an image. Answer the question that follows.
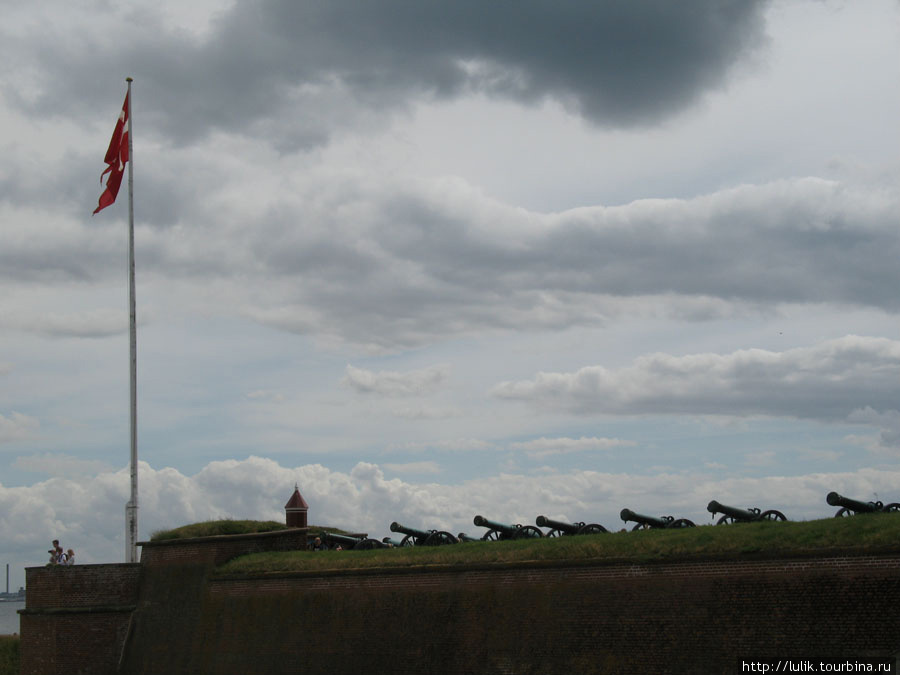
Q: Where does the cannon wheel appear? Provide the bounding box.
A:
[759,510,787,521]
[423,530,459,546]
[576,523,608,535]
[716,515,737,525]
[545,528,565,537]
[667,518,695,528]
[631,523,653,531]
[513,525,544,539]
[398,534,418,547]
[481,529,502,541]
[835,507,854,518]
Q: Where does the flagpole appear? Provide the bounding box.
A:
[125,76,138,564]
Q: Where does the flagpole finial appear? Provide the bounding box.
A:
[126,77,133,82]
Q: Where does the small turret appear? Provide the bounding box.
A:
[285,483,309,528]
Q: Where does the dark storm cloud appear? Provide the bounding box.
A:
[249,0,769,122]
[3,0,768,147]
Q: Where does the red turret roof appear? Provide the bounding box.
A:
[285,484,309,510]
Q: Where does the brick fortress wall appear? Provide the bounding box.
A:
[196,554,900,675]
[21,534,900,675]
[19,563,141,675]
[19,528,308,675]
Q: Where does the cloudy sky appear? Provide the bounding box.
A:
[1,0,899,591]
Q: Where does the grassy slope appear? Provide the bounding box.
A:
[150,519,289,541]
[0,636,18,675]
[216,514,900,577]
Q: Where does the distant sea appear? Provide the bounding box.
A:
[0,601,23,635]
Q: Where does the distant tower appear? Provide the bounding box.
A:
[285,483,309,528]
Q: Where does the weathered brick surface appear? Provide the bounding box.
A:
[25,563,140,609]
[195,556,900,675]
[21,529,307,675]
[20,564,140,675]
[19,612,132,675]
[23,533,900,675]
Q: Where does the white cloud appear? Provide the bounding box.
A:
[0,412,39,444]
[509,436,636,459]
[492,336,900,430]
[846,408,900,451]
[342,364,450,396]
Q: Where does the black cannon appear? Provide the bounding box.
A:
[456,532,481,543]
[826,492,900,517]
[381,537,405,548]
[389,521,458,546]
[473,515,543,541]
[706,500,787,525]
[319,531,388,550]
[620,508,695,530]
[535,515,607,537]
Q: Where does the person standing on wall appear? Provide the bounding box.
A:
[49,540,67,565]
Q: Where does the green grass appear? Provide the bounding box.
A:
[150,519,289,541]
[0,635,19,675]
[216,514,900,577]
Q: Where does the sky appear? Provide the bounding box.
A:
[1,0,899,592]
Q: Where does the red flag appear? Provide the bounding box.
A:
[93,92,130,214]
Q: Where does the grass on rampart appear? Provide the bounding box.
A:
[0,635,18,675]
[150,519,289,541]
[216,514,900,577]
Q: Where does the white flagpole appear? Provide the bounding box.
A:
[124,77,139,564]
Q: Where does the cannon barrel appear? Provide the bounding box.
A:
[390,521,430,539]
[322,531,364,546]
[620,508,668,528]
[707,500,759,522]
[473,515,543,539]
[473,514,514,533]
[322,531,387,550]
[536,515,607,536]
[535,515,580,534]
[389,522,458,546]
[457,532,480,543]
[381,537,404,548]
[826,491,880,513]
